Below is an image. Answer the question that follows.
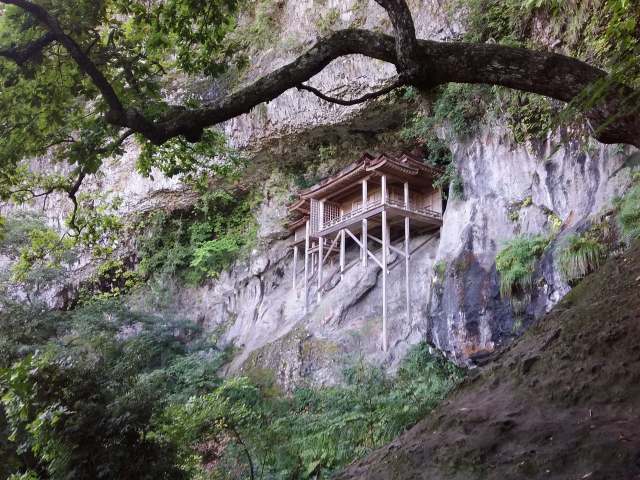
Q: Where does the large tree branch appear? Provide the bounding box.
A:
[145,32,639,147]
[2,0,638,148]
[0,32,55,65]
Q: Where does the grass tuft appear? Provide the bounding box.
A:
[558,234,607,282]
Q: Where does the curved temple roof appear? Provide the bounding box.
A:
[298,151,441,200]
[286,151,442,232]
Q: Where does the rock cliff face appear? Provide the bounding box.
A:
[429,129,633,362]
[3,0,637,388]
[153,125,633,388]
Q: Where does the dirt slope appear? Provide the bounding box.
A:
[336,242,640,480]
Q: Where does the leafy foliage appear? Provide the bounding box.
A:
[399,84,491,199]
[0,298,464,480]
[502,91,556,143]
[459,0,640,140]
[433,163,464,200]
[0,299,227,480]
[155,377,262,478]
[496,235,550,300]
[158,343,465,479]
[136,189,259,284]
[0,213,74,292]
[227,0,283,56]
[0,0,250,246]
[112,0,241,77]
[434,259,448,283]
[402,84,493,144]
[0,199,125,298]
[137,130,246,182]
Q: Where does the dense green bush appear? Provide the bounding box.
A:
[0,300,226,479]
[0,213,75,288]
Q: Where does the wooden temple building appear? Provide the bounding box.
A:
[287,151,444,351]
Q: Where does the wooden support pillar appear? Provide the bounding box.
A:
[361,220,368,267]
[292,245,298,291]
[404,217,410,322]
[340,229,345,281]
[381,208,388,352]
[404,182,410,209]
[318,236,323,302]
[309,243,314,275]
[380,174,389,352]
[381,174,387,205]
[386,221,391,257]
[404,183,410,323]
[361,179,368,267]
[318,201,324,301]
[304,221,309,313]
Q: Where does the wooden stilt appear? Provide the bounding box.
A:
[404,182,410,323]
[310,244,314,275]
[386,222,391,257]
[382,208,388,352]
[318,201,325,301]
[404,217,410,322]
[361,179,368,267]
[293,245,298,292]
[304,221,309,313]
[318,236,323,301]
[381,174,388,352]
[381,174,387,205]
[340,229,345,281]
[361,219,368,267]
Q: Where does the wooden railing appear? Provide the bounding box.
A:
[319,196,441,231]
[386,197,442,218]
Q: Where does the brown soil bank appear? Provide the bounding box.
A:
[336,242,640,480]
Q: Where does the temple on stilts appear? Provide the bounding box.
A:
[287,151,444,351]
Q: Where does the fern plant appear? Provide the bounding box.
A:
[495,235,550,300]
[558,233,607,283]
[618,182,640,242]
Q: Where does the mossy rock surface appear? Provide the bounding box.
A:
[240,326,342,392]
